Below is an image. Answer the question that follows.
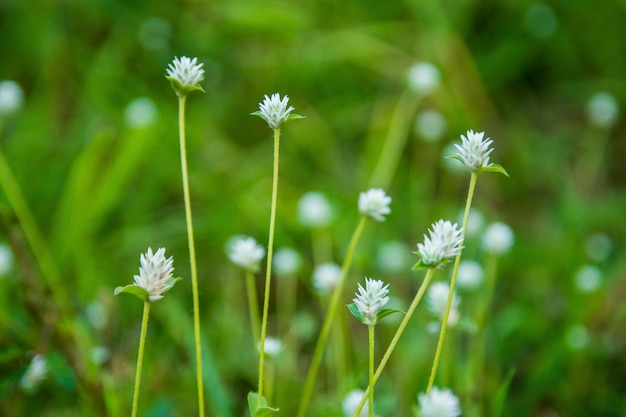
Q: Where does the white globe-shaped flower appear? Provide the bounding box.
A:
[426,282,460,326]
[165,56,205,96]
[407,62,441,95]
[352,278,390,326]
[342,389,372,417]
[228,236,266,273]
[298,191,334,228]
[418,386,461,417]
[482,222,514,255]
[415,109,447,142]
[358,188,391,222]
[252,93,303,129]
[132,247,176,302]
[273,247,302,276]
[0,80,24,117]
[453,130,494,171]
[312,263,342,295]
[124,97,158,128]
[587,91,620,128]
[456,260,484,291]
[417,220,464,268]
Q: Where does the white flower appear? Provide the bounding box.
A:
[418,386,461,417]
[417,220,464,267]
[482,222,514,255]
[574,265,603,293]
[587,91,619,128]
[426,282,460,326]
[228,236,266,273]
[165,56,205,96]
[298,191,334,228]
[133,247,175,302]
[566,325,590,350]
[0,80,23,117]
[312,263,342,295]
[91,346,111,366]
[124,97,158,128]
[20,354,48,393]
[352,278,390,326]
[376,240,411,273]
[358,188,391,222]
[407,62,440,94]
[342,389,371,417]
[273,247,302,276]
[258,336,282,358]
[456,260,484,291]
[0,243,14,276]
[453,130,495,171]
[415,109,447,142]
[252,93,299,129]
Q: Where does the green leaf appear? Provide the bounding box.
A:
[165,76,205,97]
[479,163,509,176]
[285,113,305,123]
[411,259,438,270]
[347,303,365,323]
[247,392,279,417]
[113,284,149,302]
[491,367,516,417]
[376,308,404,321]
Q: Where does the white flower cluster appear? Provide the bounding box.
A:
[352,278,390,326]
[298,191,334,228]
[0,80,23,117]
[312,263,342,295]
[417,220,464,267]
[426,282,460,327]
[453,130,495,171]
[418,387,461,417]
[358,188,391,222]
[133,247,175,302]
[228,236,266,273]
[253,93,296,129]
[165,56,205,96]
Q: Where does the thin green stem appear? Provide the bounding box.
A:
[131,301,151,417]
[297,216,368,417]
[177,95,204,416]
[245,270,261,346]
[427,171,478,392]
[368,325,375,417]
[352,268,436,417]
[258,127,281,408]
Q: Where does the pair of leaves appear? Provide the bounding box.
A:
[447,155,510,176]
[114,277,182,302]
[347,303,403,325]
[247,392,279,417]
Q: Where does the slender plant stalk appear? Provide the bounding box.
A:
[368,325,375,417]
[245,270,261,346]
[351,268,436,417]
[258,127,281,408]
[177,95,204,416]
[131,301,151,417]
[427,171,478,392]
[297,216,368,417]
[332,309,347,392]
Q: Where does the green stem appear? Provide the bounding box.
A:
[177,95,204,416]
[368,325,375,417]
[351,268,436,417]
[427,171,478,392]
[258,127,281,408]
[245,270,261,346]
[297,216,368,417]
[131,301,151,417]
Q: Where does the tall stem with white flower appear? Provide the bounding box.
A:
[131,301,151,417]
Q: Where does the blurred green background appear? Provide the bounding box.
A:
[1,0,625,416]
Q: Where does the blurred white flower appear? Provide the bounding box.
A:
[358,188,391,222]
[426,282,460,326]
[0,80,24,117]
[566,325,590,350]
[312,263,342,295]
[417,220,464,268]
[0,243,14,276]
[20,354,48,393]
[133,247,175,302]
[124,97,158,128]
[352,278,390,326]
[453,130,495,171]
[252,93,302,129]
[298,191,334,228]
[342,389,372,417]
[587,91,620,128]
[273,247,302,276]
[418,386,461,417]
[258,336,282,358]
[456,260,484,290]
[376,240,411,273]
[414,109,447,142]
[482,222,514,255]
[228,236,266,273]
[91,346,111,366]
[584,233,612,263]
[86,300,109,330]
[574,265,603,293]
[407,62,440,95]
[165,56,204,96]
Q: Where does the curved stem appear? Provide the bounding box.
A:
[177,95,204,416]
[258,127,281,408]
[368,325,375,417]
[297,216,368,417]
[352,268,436,417]
[245,270,261,346]
[131,301,151,417]
[427,171,478,392]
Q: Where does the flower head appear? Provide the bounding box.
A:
[165,56,205,96]
[312,263,342,295]
[426,282,460,326]
[451,130,508,175]
[298,191,334,228]
[228,236,266,273]
[587,91,619,128]
[342,389,371,417]
[358,188,391,222]
[418,387,461,417]
[131,247,176,302]
[273,247,302,276]
[20,354,48,393]
[0,80,24,117]
[407,62,440,95]
[258,336,282,358]
[481,222,514,255]
[251,93,303,129]
[351,278,390,326]
[415,220,464,268]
